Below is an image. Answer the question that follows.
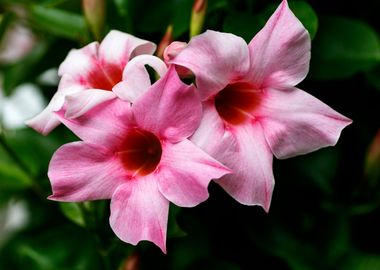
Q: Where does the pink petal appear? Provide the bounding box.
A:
[64,89,116,119]
[110,179,168,253]
[133,66,201,143]
[169,30,250,100]
[157,139,231,207]
[48,142,127,202]
[190,100,227,153]
[215,123,274,211]
[99,30,156,70]
[247,0,310,88]
[113,55,167,102]
[257,87,352,159]
[25,86,81,135]
[56,98,133,147]
[58,42,98,78]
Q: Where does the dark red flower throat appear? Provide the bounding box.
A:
[118,129,162,176]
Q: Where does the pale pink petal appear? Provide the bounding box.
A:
[113,55,167,102]
[216,123,274,211]
[110,179,168,253]
[169,30,250,100]
[99,30,156,69]
[157,139,230,207]
[48,142,127,202]
[56,98,133,147]
[25,86,81,135]
[257,87,352,159]
[64,89,116,119]
[247,0,310,88]
[190,100,227,153]
[133,67,201,142]
[58,42,98,77]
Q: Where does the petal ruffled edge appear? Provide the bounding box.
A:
[257,87,352,159]
[109,179,168,253]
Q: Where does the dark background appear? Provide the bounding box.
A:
[0,0,379,269]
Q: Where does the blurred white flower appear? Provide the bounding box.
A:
[0,83,46,130]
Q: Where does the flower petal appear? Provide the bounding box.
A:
[190,100,227,153]
[58,42,98,78]
[247,0,310,88]
[216,123,274,211]
[169,30,250,100]
[48,142,127,202]
[133,66,201,142]
[157,139,231,207]
[113,55,167,102]
[257,87,352,159]
[64,89,116,119]
[57,98,133,147]
[25,85,81,135]
[99,30,156,70]
[110,179,168,253]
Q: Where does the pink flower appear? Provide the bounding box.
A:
[26,30,167,135]
[47,67,230,253]
[168,0,352,211]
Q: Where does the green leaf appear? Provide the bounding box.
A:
[366,65,380,91]
[30,5,87,41]
[310,16,380,80]
[222,11,262,42]
[59,202,86,227]
[167,204,187,238]
[289,1,318,39]
[224,1,318,43]
[0,145,32,191]
[342,253,380,270]
[2,42,48,95]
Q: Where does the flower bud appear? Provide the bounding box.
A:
[156,25,173,59]
[190,0,207,37]
[164,41,193,78]
[82,0,105,40]
[365,129,380,182]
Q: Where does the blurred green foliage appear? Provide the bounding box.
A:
[0,0,379,269]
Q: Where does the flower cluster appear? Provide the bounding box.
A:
[27,0,351,253]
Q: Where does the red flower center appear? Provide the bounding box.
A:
[86,63,123,91]
[118,129,162,176]
[214,82,261,125]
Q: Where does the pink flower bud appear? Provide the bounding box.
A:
[156,25,173,59]
[365,129,380,181]
[164,41,193,78]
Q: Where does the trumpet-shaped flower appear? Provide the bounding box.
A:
[169,0,352,211]
[47,67,230,253]
[27,30,167,135]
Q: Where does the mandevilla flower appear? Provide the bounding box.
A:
[27,30,167,135]
[47,67,230,252]
[168,0,352,211]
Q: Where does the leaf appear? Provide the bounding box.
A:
[222,11,262,42]
[29,5,87,41]
[167,204,186,238]
[310,16,380,80]
[289,1,318,39]
[59,202,86,227]
[223,1,318,43]
[0,144,32,191]
[2,42,48,96]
